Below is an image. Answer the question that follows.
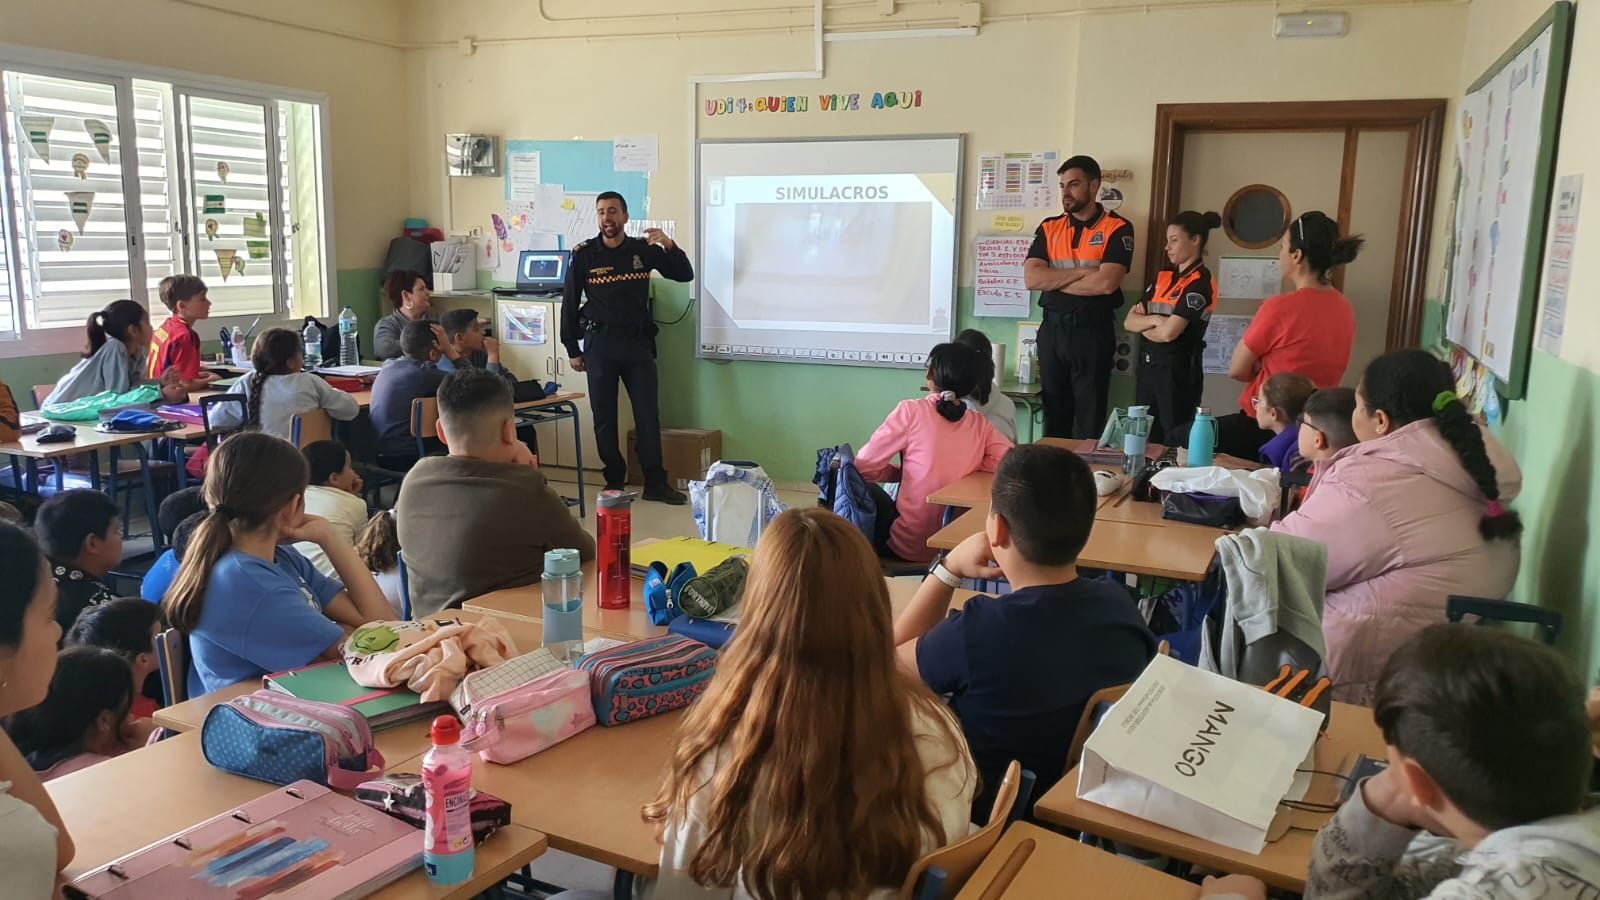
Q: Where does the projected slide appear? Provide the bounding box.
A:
[698,138,962,368]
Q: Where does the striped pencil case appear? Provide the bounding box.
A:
[575,636,717,726]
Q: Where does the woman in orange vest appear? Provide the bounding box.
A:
[1124,210,1221,446]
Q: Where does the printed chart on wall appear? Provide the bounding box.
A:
[1445,2,1573,397]
[493,140,653,282]
[976,151,1057,210]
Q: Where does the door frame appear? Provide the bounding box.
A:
[1146,99,1448,350]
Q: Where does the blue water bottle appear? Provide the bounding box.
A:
[541,548,584,664]
[1188,407,1216,467]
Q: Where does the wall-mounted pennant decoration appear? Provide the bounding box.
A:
[247,240,270,260]
[242,211,267,238]
[70,153,90,180]
[216,161,230,183]
[232,255,245,276]
[57,230,73,253]
[205,218,219,241]
[83,119,112,162]
[214,248,236,281]
[204,195,226,215]
[66,191,94,235]
[21,116,53,161]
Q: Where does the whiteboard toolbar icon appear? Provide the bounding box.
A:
[894,353,912,363]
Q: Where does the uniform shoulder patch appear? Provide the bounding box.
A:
[1185,291,1208,310]
[1123,235,1135,252]
[572,241,587,253]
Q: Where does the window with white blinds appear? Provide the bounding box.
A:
[0,56,331,352]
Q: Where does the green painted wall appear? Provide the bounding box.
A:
[650,281,1134,486]
[1416,298,1598,676]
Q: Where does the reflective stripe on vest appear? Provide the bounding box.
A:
[1041,209,1127,270]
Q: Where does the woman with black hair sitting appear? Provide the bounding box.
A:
[1273,349,1523,706]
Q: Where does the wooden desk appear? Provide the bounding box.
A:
[955,822,1197,899]
[1033,701,1383,892]
[47,731,548,899]
[1000,381,1043,445]
[415,711,682,876]
[152,611,542,734]
[928,509,1220,582]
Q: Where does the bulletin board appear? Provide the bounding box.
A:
[502,140,650,248]
[1443,1,1574,398]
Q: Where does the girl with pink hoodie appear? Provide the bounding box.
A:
[855,342,1013,564]
[1273,350,1522,705]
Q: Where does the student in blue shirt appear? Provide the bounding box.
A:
[139,488,206,605]
[161,432,394,697]
[892,443,1157,816]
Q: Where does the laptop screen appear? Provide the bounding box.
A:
[517,251,568,290]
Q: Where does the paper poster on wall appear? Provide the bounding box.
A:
[507,151,541,201]
[532,184,566,233]
[563,192,600,248]
[976,151,1057,210]
[613,134,658,173]
[492,203,560,283]
[1217,256,1281,299]
[1203,314,1251,375]
[500,301,548,345]
[974,235,1032,318]
[1538,173,1582,355]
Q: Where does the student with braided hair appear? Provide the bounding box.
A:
[210,328,358,441]
[1273,349,1522,706]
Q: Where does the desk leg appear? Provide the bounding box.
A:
[569,402,586,518]
[88,450,102,492]
[612,870,635,900]
[24,458,39,495]
[7,455,21,494]
[109,447,120,501]
[136,443,164,550]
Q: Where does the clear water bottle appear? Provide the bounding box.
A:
[1122,405,1151,476]
[230,326,247,366]
[302,319,323,369]
[1189,407,1217,468]
[337,305,359,366]
[421,716,475,885]
[541,548,584,664]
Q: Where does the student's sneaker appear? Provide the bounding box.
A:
[642,484,688,506]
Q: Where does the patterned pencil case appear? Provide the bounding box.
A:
[575,636,717,726]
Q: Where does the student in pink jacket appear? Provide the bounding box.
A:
[1273,349,1522,706]
[856,343,1014,563]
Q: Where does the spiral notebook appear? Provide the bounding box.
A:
[63,781,419,899]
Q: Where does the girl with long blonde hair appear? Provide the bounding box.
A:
[642,508,975,900]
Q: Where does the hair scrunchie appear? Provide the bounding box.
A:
[1485,499,1506,519]
[935,391,957,402]
[212,504,235,520]
[1431,390,1458,414]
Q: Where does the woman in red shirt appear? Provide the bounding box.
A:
[1216,211,1363,460]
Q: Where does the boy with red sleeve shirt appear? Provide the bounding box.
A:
[149,275,219,392]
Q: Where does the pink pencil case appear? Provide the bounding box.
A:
[457,666,595,764]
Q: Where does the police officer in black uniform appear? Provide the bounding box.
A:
[562,191,695,504]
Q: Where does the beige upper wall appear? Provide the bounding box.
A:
[1071,3,1467,288]
[1,0,409,271]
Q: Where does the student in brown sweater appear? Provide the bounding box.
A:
[395,368,595,616]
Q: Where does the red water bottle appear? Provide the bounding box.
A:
[596,490,636,609]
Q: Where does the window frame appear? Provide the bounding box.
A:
[0,42,338,359]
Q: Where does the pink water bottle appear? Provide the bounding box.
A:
[596,490,636,609]
[422,716,475,885]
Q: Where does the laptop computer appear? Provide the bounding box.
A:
[494,249,568,297]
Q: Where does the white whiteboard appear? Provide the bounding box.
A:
[1445,12,1565,392]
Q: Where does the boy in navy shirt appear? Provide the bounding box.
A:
[894,443,1156,814]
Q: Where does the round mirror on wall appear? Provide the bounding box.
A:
[1223,184,1292,249]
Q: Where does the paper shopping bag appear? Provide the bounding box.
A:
[1076,654,1323,854]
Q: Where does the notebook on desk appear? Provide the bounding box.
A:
[63,781,419,900]
[263,660,443,730]
[630,536,749,579]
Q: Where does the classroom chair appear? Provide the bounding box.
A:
[900,760,1026,900]
[396,550,412,620]
[1446,595,1561,645]
[199,394,247,450]
[1064,640,1169,771]
[154,627,188,707]
[289,409,333,448]
[410,397,441,461]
